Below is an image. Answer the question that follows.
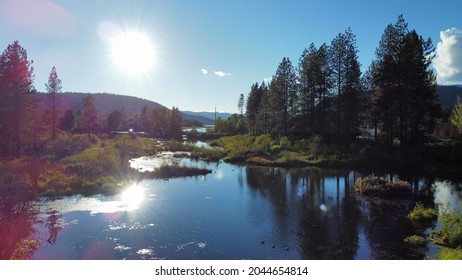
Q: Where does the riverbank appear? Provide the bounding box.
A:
[210,134,462,180]
[0,133,213,196]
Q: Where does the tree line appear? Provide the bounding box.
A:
[0,41,183,157]
[243,15,440,149]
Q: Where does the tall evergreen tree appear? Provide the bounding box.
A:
[246,83,261,135]
[169,107,183,140]
[329,28,362,142]
[372,15,408,145]
[45,66,62,139]
[451,99,462,134]
[299,43,332,136]
[238,93,245,117]
[268,57,298,136]
[372,15,439,148]
[82,94,99,139]
[0,41,35,156]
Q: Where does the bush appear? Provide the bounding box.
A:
[435,247,462,260]
[404,235,427,246]
[433,208,462,248]
[254,134,272,154]
[45,133,92,159]
[408,202,438,223]
[354,177,411,197]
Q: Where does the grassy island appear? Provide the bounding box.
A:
[354,177,411,197]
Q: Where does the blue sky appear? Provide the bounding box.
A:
[0,0,461,113]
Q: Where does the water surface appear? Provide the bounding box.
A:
[1,157,460,260]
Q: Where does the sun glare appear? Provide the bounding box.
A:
[110,31,155,75]
[121,184,145,209]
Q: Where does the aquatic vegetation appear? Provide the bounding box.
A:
[141,164,212,179]
[190,146,226,162]
[354,177,411,197]
[408,202,438,223]
[404,235,427,246]
[432,207,462,248]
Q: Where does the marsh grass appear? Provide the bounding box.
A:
[408,202,438,223]
[190,146,226,162]
[138,164,212,179]
[354,177,411,197]
[404,235,427,246]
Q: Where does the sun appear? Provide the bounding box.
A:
[110,31,155,75]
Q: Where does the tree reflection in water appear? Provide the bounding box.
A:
[0,181,40,259]
[244,166,433,259]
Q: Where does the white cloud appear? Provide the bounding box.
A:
[214,70,232,77]
[433,28,462,84]
[263,77,273,84]
[200,68,208,75]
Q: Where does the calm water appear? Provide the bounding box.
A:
[1,156,461,260]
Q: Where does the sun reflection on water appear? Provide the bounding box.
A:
[121,184,145,210]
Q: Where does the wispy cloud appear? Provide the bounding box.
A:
[200,68,208,75]
[214,70,232,77]
[434,28,462,84]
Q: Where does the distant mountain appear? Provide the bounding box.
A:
[37,92,214,125]
[437,85,462,108]
[182,111,233,121]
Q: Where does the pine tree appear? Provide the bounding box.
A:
[45,66,62,139]
[0,41,35,156]
[82,95,99,139]
[269,57,298,136]
[299,43,332,136]
[451,99,462,134]
[372,15,439,148]
[169,107,183,140]
[329,28,362,143]
[238,93,245,117]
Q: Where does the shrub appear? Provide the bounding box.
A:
[433,208,462,248]
[307,135,325,158]
[408,202,438,223]
[435,247,462,260]
[254,134,272,154]
[45,133,92,159]
[404,235,427,246]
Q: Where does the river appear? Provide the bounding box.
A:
[1,155,461,260]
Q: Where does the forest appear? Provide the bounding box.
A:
[239,15,445,150]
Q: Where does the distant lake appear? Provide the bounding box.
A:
[1,156,461,260]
